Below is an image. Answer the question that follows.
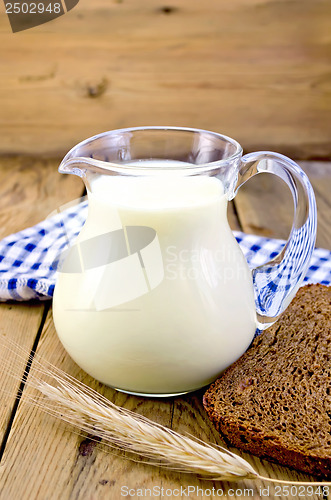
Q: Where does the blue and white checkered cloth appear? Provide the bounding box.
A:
[0,200,330,301]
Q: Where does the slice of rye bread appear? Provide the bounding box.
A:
[203,284,331,478]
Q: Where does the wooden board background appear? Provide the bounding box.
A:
[0,0,330,495]
[0,0,331,159]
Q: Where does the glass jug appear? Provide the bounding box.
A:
[53,127,316,396]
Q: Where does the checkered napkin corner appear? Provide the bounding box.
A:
[0,201,88,301]
[0,200,330,301]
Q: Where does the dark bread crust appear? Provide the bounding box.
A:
[203,284,331,478]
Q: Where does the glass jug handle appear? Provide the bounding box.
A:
[230,151,317,330]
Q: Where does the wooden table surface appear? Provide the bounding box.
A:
[0,157,330,500]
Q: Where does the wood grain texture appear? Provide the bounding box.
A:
[300,162,331,249]
[0,313,223,500]
[0,303,46,444]
[0,0,331,158]
[1,312,322,500]
[0,156,84,236]
[0,157,84,457]
[227,201,241,232]
[0,159,329,499]
[234,161,331,249]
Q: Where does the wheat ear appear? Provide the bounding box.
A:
[2,338,331,485]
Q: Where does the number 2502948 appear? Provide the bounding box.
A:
[5,3,62,14]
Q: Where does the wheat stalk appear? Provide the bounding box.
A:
[2,338,331,485]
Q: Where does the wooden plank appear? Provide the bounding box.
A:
[233,172,294,239]
[0,312,265,500]
[228,201,242,232]
[233,161,331,249]
[0,0,330,158]
[0,304,46,444]
[0,156,84,237]
[1,313,323,499]
[299,162,331,249]
[0,312,176,500]
[0,160,327,499]
[0,157,84,447]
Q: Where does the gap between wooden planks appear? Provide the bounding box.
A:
[234,161,331,249]
[0,157,84,449]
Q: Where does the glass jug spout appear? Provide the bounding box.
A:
[59,128,145,180]
[59,155,93,179]
[58,144,122,180]
[58,127,244,186]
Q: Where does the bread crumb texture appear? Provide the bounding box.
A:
[203,284,331,478]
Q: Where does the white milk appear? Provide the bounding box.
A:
[53,161,257,395]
